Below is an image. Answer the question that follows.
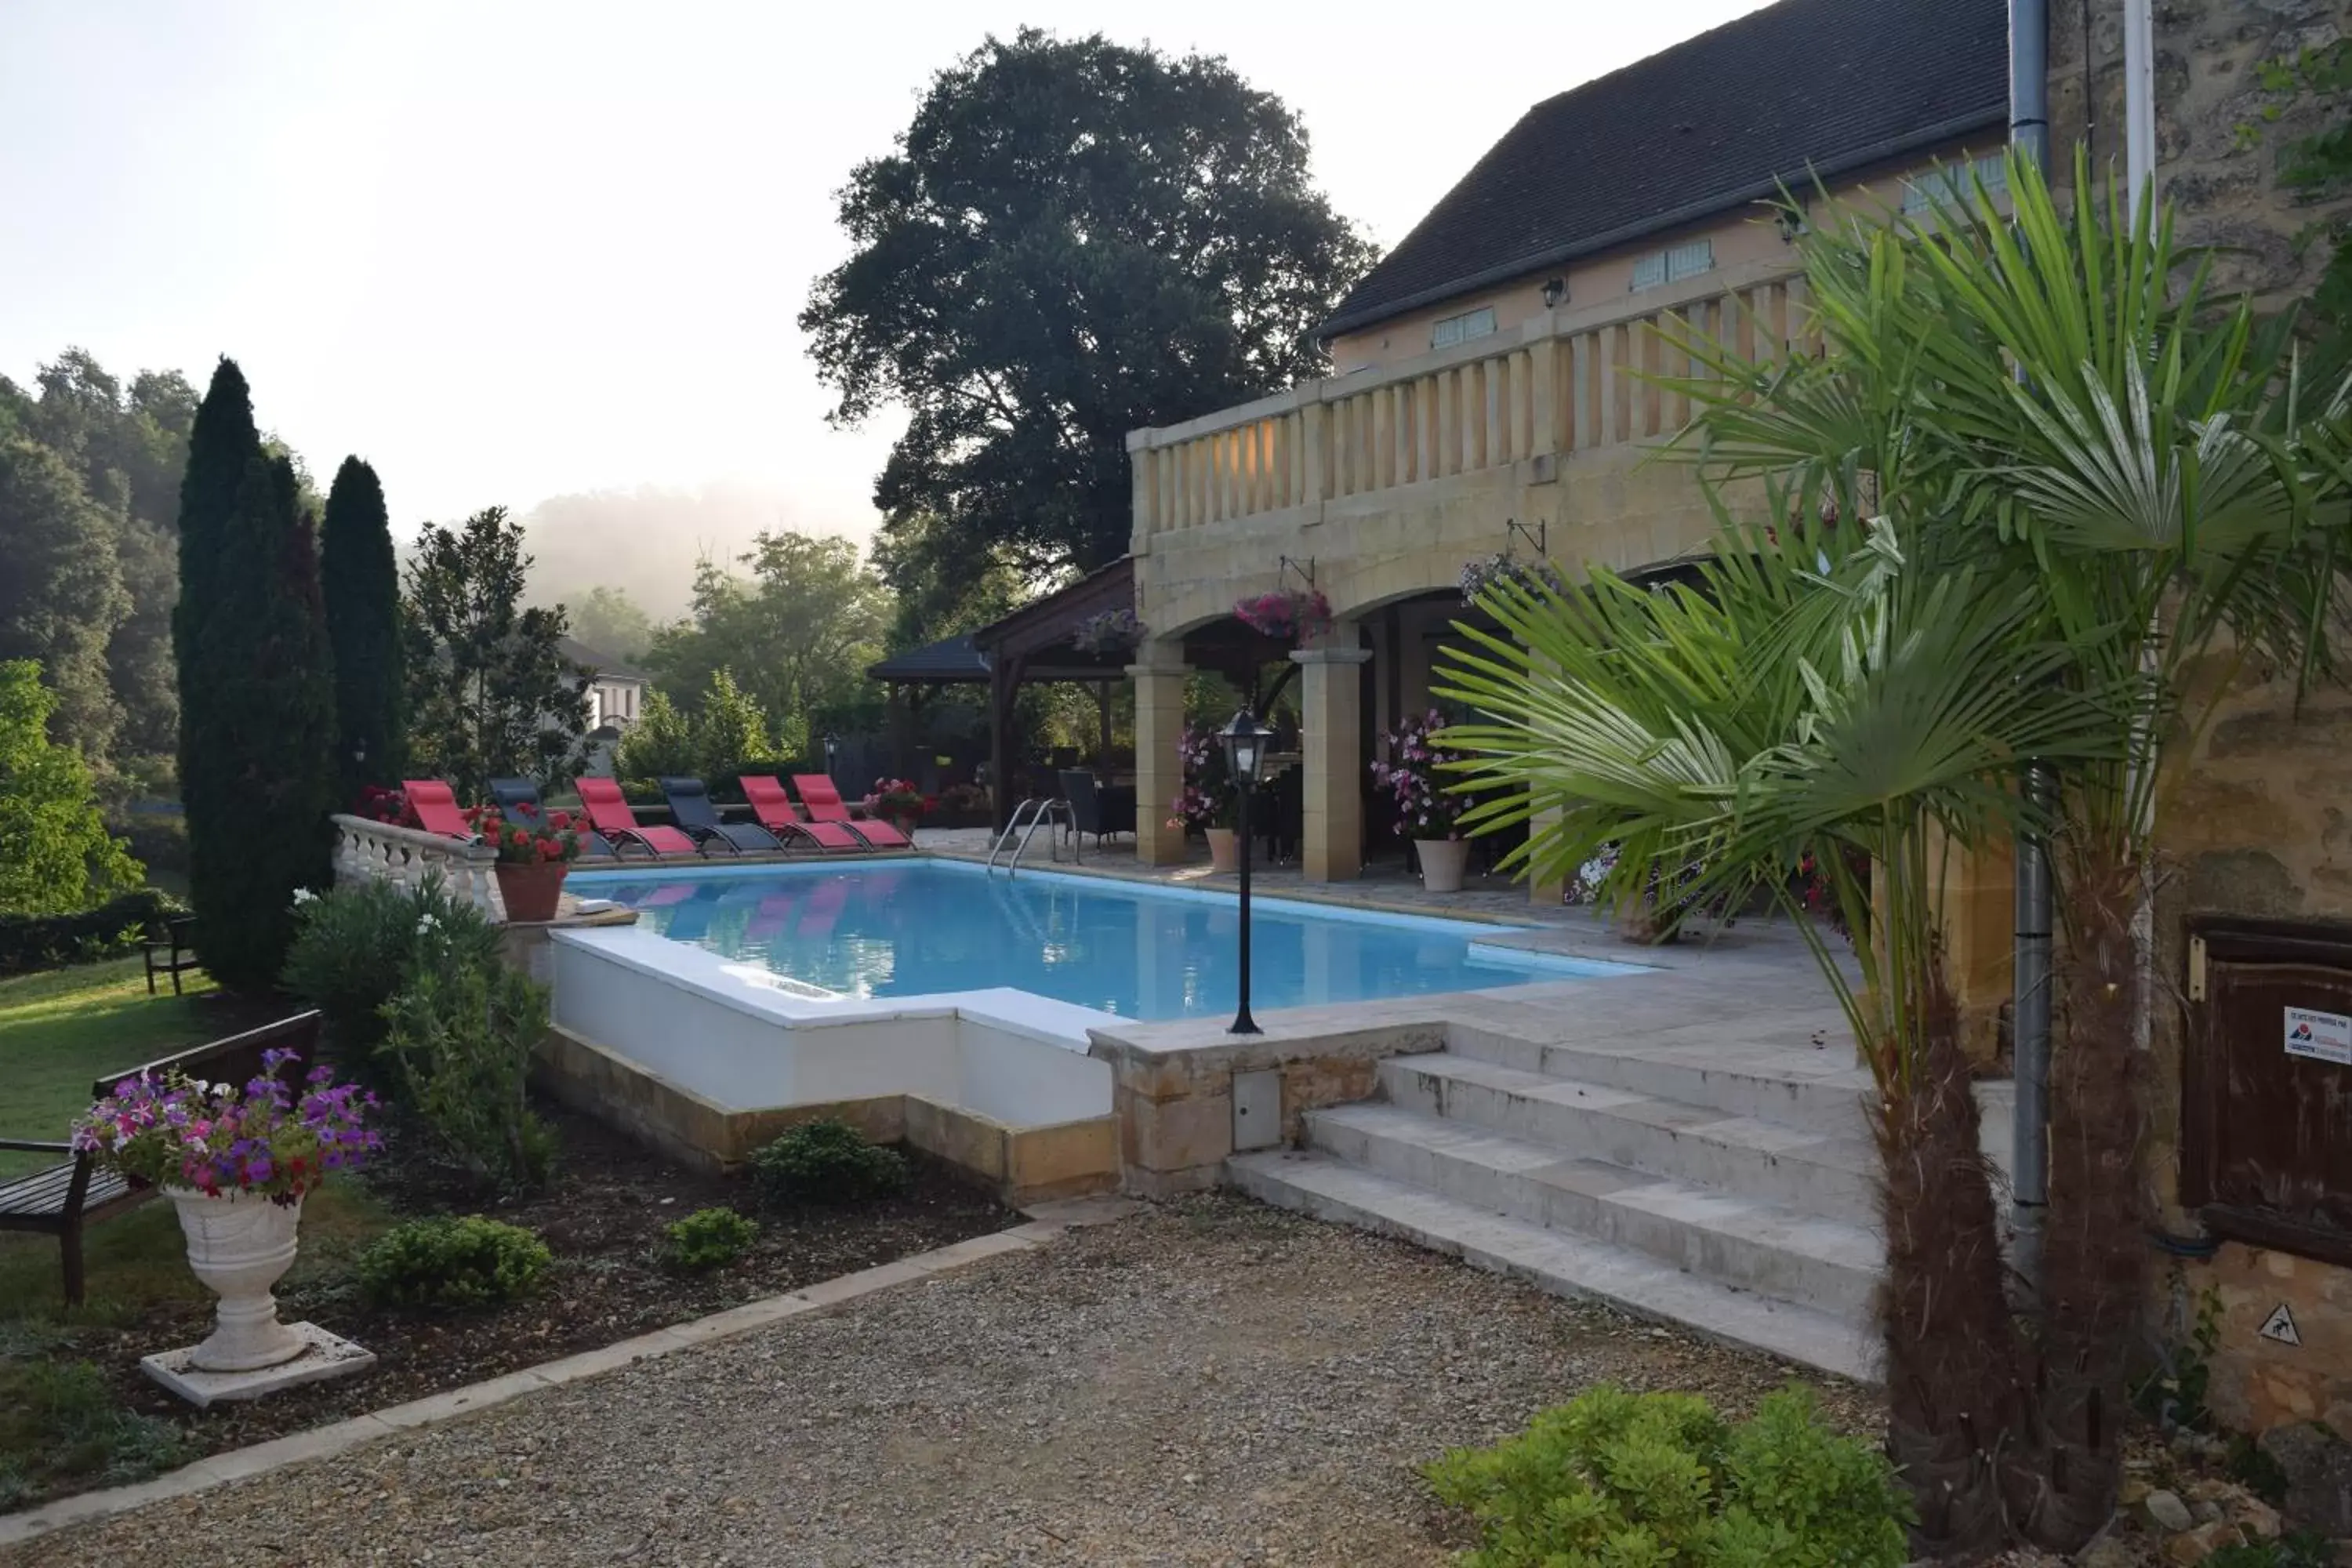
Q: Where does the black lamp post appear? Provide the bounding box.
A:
[822,731,839,784]
[1220,708,1273,1036]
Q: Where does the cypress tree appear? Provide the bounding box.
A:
[174,359,263,976]
[320,456,404,800]
[184,452,336,991]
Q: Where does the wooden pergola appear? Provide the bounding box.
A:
[865,557,1138,826]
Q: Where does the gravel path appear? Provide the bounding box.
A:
[7,1198,1878,1567]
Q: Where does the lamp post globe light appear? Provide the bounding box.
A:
[1219,708,1274,1036]
[822,731,839,782]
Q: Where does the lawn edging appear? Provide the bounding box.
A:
[0,1196,1138,1550]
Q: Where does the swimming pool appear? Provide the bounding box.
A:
[569,859,1639,1022]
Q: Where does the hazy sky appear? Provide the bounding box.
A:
[0,1,1770,546]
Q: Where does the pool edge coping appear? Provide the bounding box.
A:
[0,1196,1142,1550]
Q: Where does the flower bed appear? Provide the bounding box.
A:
[0,1101,1014,1513]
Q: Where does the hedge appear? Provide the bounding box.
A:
[0,890,187,975]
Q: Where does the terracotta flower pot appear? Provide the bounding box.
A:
[172,1191,307,1372]
[891,813,920,837]
[1416,838,1471,894]
[495,860,568,923]
[1205,827,1239,873]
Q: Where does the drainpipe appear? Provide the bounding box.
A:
[2009,0,2053,1304]
[2123,0,2158,220]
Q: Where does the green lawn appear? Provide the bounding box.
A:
[0,960,391,1322]
[0,959,226,1180]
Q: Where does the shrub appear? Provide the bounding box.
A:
[281,873,500,1055]
[2208,1536,2336,1568]
[660,1207,759,1271]
[1424,1385,1910,1568]
[750,1119,909,1206]
[0,888,184,974]
[378,954,557,1191]
[357,1216,552,1310]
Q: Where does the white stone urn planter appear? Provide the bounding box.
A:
[171,1189,309,1371]
[1416,838,1472,894]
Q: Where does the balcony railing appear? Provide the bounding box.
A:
[1127,258,1809,540]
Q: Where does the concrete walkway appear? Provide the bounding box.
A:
[0,1200,1875,1568]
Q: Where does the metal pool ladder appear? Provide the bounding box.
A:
[986,797,1072,875]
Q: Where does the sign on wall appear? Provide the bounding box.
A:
[2259,1303,2303,1348]
[2284,1006,2352,1066]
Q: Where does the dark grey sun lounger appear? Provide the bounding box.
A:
[659,776,782,855]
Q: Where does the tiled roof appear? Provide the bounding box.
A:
[1322,0,2009,337]
[558,636,649,683]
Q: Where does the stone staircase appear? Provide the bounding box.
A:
[1229,1019,1928,1384]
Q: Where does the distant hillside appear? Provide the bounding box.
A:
[517,482,867,619]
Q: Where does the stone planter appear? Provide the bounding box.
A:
[495,860,568,923]
[171,1190,307,1373]
[1416,838,1472,894]
[1205,827,1239,873]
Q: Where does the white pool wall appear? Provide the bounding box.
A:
[548,924,1112,1127]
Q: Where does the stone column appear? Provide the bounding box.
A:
[1130,639,1192,867]
[1292,632,1373,884]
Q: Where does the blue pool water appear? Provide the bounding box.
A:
[570,861,1640,1022]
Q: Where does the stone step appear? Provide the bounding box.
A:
[1444,1018,1874,1136]
[1307,1102,1882,1319]
[1228,1148,1878,1384]
[1377,1053,1881,1228]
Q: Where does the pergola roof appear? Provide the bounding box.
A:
[865,557,1139,689]
[866,633,989,686]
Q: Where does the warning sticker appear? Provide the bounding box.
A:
[2261,1304,2303,1348]
[2284,1007,2352,1066]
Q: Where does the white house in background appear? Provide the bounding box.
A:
[560,637,649,734]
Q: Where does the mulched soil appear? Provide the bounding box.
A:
[51,1101,1014,1472]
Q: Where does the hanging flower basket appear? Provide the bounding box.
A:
[1070,608,1146,656]
[1233,587,1334,642]
[1458,554,1566,606]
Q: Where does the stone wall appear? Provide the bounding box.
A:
[2052,0,2352,307]
[2040,0,2352,1439]
[2151,657,2352,1434]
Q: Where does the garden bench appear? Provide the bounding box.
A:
[0,1011,321,1305]
[143,913,199,996]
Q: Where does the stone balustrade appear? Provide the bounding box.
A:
[330,815,506,920]
[1124,257,1809,541]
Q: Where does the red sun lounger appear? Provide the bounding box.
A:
[402,779,477,842]
[575,777,700,858]
[740,775,865,851]
[790,775,912,850]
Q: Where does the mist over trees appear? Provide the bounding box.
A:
[518,482,845,621]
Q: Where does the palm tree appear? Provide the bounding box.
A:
[1446,149,2347,1555]
[1445,504,2127,1559]
[1669,148,2343,1551]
